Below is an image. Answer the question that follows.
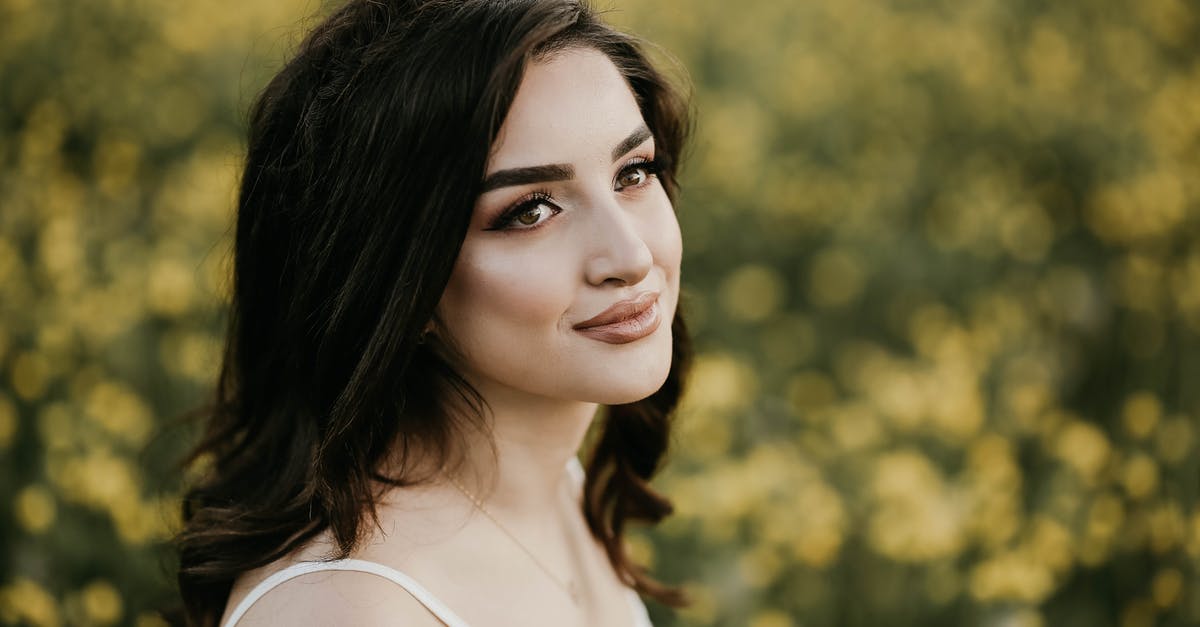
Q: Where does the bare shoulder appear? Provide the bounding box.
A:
[227,568,446,627]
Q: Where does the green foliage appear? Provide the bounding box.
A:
[2,0,1198,625]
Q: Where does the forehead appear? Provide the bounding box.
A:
[487,47,645,171]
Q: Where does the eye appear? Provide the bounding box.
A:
[487,191,561,231]
[617,168,647,188]
[512,202,555,227]
[615,158,663,191]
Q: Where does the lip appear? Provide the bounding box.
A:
[573,291,662,344]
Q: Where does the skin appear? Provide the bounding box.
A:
[437,51,680,409]
[223,48,681,627]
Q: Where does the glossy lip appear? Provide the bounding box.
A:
[573,291,662,344]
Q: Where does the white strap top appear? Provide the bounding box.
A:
[222,558,653,627]
[222,558,470,626]
[222,459,655,627]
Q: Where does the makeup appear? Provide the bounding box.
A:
[573,291,662,344]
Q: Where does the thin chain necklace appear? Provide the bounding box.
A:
[445,473,582,605]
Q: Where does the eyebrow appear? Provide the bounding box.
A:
[480,164,573,193]
[480,124,653,193]
[611,124,652,161]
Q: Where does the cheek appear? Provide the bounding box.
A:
[647,196,683,281]
[644,195,683,326]
[659,209,682,273]
[439,243,574,341]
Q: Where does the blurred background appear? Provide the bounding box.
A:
[1,0,1198,625]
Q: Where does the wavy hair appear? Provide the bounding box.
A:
[175,1,693,624]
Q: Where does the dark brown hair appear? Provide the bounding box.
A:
[175,1,693,624]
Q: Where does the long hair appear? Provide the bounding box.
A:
[175,1,693,624]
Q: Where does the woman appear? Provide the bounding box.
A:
[176,0,692,625]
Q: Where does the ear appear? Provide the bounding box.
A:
[420,314,443,343]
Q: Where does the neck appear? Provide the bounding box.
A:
[452,383,598,521]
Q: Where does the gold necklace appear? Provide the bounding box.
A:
[445,474,583,605]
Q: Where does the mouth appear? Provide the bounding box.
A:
[573,291,662,345]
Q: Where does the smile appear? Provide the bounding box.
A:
[573,291,662,345]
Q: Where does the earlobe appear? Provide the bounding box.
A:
[419,320,437,344]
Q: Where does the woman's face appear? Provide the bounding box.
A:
[436,47,681,407]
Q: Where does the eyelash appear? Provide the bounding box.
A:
[485,157,664,232]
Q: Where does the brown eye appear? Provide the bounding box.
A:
[487,192,561,231]
[516,205,546,225]
[506,202,556,229]
[617,167,648,189]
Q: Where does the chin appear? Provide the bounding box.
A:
[592,380,668,405]
[588,341,675,405]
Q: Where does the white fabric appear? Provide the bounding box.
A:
[223,558,653,627]
[566,456,586,487]
[625,586,655,627]
[222,558,471,627]
[222,458,654,626]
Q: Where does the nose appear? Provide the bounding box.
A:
[583,195,654,287]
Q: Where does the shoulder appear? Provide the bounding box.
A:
[566,456,585,503]
[226,565,446,627]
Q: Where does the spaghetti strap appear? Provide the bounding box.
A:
[566,456,585,488]
[626,587,655,627]
[223,459,652,626]
[224,557,651,627]
[221,558,472,627]
[568,457,655,627]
